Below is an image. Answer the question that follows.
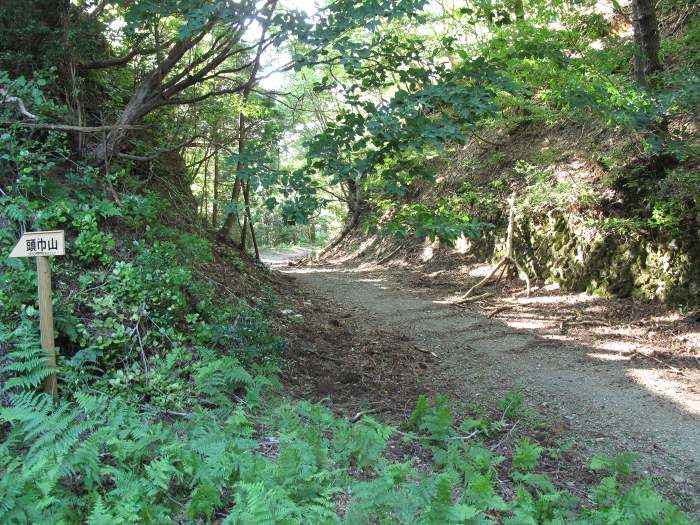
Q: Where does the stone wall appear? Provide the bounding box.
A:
[478,210,700,306]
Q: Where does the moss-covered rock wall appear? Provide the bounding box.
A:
[477,209,700,306]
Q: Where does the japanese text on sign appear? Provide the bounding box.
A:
[9,230,65,258]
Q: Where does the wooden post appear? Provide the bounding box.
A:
[36,256,57,397]
[9,230,64,397]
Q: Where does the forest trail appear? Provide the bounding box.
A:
[263,249,699,497]
[260,247,310,266]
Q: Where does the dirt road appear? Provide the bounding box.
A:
[263,249,699,506]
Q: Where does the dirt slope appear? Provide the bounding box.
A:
[263,249,699,510]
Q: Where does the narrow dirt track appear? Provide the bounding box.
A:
[261,249,699,505]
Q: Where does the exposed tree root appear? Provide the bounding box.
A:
[451,292,492,308]
[457,194,530,303]
[487,305,513,318]
[376,242,407,265]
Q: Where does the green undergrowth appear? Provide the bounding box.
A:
[2,323,697,524]
[1,169,697,524]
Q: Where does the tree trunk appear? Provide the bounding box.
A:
[216,4,273,241]
[200,153,210,218]
[317,178,363,259]
[241,213,248,249]
[243,181,260,261]
[308,221,316,243]
[513,0,525,21]
[88,32,209,163]
[220,176,243,243]
[316,207,360,259]
[212,145,219,227]
[631,0,661,86]
[219,111,246,242]
[59,0,87,157]
[248,214,260,261]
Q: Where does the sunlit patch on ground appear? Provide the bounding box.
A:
[586,352,631,362]
[459,263,493,278]
[541,334,571,342]
[285,266,351,274]
[357,278,386,284]
[452,235,471,254]
[514,293,597,305]
[627,368,700,416]
[596,340,638,353]
[421,239,441,261]
[507,319,555,330]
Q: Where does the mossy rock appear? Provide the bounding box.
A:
[462,207,700,306]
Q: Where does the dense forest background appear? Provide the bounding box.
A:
[1,0,699,523]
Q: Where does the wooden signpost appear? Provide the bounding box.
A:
[9,230,65,397]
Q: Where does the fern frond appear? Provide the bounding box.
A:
[1,320,51,393]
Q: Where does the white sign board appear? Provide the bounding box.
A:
[9,230,65,257]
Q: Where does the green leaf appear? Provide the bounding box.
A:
[187,481,222,520]
[513,438,543,472]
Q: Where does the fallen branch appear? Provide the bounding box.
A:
[487,305,513,318]
[632,351,685,376]
[494,262,508,285]
[445,430,480,441]
[0,88,37,119]
[351,409,379,423]
[560,316,609,333]
[452,292,493,307]
[141,404,193,418]
[413,346,438,358]
[376,243,406,265]
[491,421,519,452]
[471,130,502,147]
[567,319,608,327]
